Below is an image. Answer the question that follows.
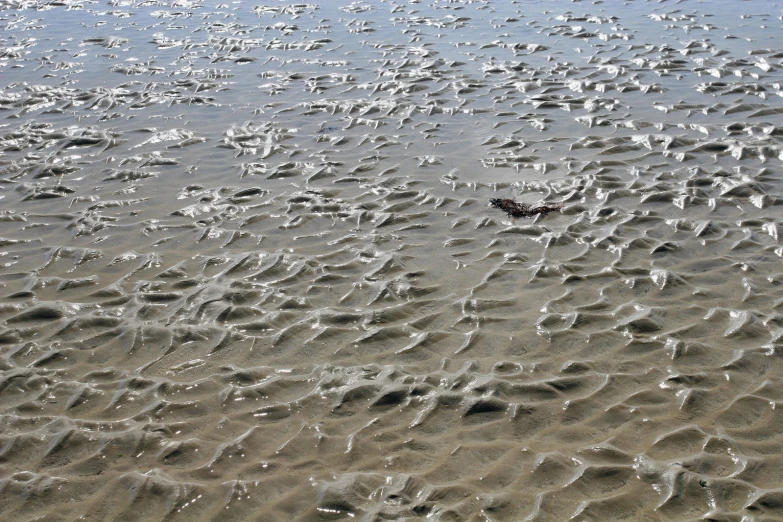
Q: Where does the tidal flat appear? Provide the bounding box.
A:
[1,0,783,520]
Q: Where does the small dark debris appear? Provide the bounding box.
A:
[489,198,563,218]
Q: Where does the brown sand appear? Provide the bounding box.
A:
[1,0,783,520]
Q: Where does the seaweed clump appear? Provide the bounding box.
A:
[489,198,563,218]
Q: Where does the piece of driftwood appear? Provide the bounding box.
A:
[489,198,563,218]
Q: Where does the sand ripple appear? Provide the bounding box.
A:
[1,0,783,520]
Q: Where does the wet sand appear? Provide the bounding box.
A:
[1,0,783,520]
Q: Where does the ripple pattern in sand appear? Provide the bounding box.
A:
[1,0,783,520]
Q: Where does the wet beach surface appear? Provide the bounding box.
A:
[1,0,783,520]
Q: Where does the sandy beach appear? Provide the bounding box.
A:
[1,0,783,520]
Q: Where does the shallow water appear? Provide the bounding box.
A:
[1,0,783,520]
